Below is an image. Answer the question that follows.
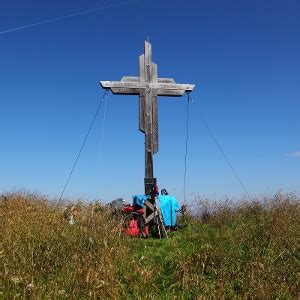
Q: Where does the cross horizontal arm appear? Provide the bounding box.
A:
[100,80,195,94]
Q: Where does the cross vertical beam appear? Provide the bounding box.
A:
[139,42,158,195]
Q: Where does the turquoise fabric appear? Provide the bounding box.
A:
[158,195,180,227]
[132,195,148,207]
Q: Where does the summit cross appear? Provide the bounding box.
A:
[100,41,195,195]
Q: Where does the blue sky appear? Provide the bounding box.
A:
[1,0,299,203]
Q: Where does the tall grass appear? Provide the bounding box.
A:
[173,193,300,298]
[2,191,299,298]
[2,192,129,298]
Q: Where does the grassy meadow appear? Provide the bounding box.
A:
[1,192,299,298]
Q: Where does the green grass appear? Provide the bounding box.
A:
[2,192,299,298]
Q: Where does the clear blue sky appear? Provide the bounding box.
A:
[1,0,299,203]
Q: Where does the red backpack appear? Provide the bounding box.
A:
[122,205,149,238]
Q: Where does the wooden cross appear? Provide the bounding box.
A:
[100,41,195,199]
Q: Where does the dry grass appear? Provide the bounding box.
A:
[173,193,300,298]
[1,192,129,298]
[1,191,299,298]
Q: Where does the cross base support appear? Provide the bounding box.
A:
[144,177,157,196]
[144,198,168,238]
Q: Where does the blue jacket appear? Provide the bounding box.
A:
[132,195,148,207]
[158,195,180,227]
